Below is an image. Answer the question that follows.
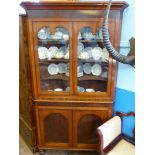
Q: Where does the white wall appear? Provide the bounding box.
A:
[117,0,135,92]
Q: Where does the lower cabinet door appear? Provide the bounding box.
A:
[35,107,72,148]
[73,109,112,149]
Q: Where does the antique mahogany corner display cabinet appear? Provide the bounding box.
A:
[20,1,128,154]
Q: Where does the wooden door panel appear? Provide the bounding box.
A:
[35,108,72,148]
[73,109,112,148]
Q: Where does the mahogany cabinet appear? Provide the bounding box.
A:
[20,1,128,153]
[19,14,37,152]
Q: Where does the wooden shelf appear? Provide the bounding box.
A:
[78,58,109,64]
[38,39,68,45]
[39,58,69,64]
[79,39,104,43]
[41,74,69,81]
[78,75,107,81]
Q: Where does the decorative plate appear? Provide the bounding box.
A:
[86,88,95,92]
[62,34,69,41]
[48,63,59,75]
[48,46,59,58]
[65,63,70,76]
[78,32,82,39]
[78,42,84,52]
[52,35,62,40]
[56,27,68,34]
[84,47,93,58]
[64,52,69,59]
[77,86,85,92]
[54,31,63,37]
[54,88,63,91]
[59,46,67,55]
[79,51,89,60]
[38,47,48,59]
[38,27,50,40]
[83,63,92,74]
[98,27,103,39]
[65,86,70,92]
[58,63,67,74]
[91,64,102,76]
[101,71,108,78]
[77,63,83,77]
[55,51,64,59]
[47,49,56,60]
[83,32,93,40]
[102,48,109,60]
[92,47,102,60]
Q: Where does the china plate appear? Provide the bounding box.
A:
[102,48,109,60]
[86,88,95,92]
[65,86,70,92]
[83,63,92,74]
[83,32,93,40]
[101,71,108,78]
[84,47,92,58]
[65,63,70,76]
[56,27,68,34]
[91,64,102,76]
[54,88,63,91]
[58,63,67,74]
[38,27,50,40]
[59,46,67,55]
[48,63,59,75]
[64,52,69,59]
[55,51,64,59]
[79,51,89,60]
[78,42,84,52]
[38,47,48,59]
[92,47,102,60]
[77,63,83,77]
[48,46,59,58]
[77,86,85,92]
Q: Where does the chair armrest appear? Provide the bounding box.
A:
[97,116,122,149]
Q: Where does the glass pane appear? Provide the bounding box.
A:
[37,26,70,92]
[77,27,109,93]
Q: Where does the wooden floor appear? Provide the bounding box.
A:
[19,136,98,155]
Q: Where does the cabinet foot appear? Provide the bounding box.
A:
[39,149,45,155]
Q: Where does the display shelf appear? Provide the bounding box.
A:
[78,74,107,81]
[78,58,109,64]
[39,58,69,64]
[79,39,105,43]
[41,74,69,81]
[38,39,69,45]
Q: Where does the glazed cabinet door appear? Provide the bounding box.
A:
[32,22,73,98]
[73,21,115,97]
[35,107,72,148]
[73,109,112,149]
